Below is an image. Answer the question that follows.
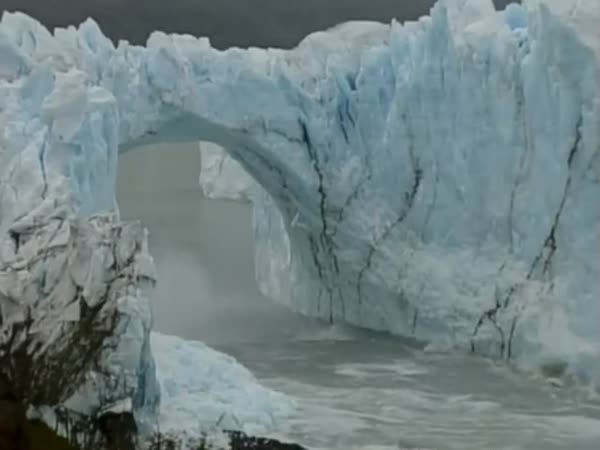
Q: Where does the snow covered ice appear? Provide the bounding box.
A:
[0,0,599,438]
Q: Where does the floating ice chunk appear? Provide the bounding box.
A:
[152,333,295,436]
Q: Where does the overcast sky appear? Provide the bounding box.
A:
[0,0,515,49]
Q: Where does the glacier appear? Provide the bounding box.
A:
[0,0,599,438]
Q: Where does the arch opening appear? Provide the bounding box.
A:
[118,112,348,327]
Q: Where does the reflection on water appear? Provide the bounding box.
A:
[118,145,600,450]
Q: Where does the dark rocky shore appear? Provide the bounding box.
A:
[0,399,307,450]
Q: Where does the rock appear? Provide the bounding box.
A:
[97,412,138,450]
[224,431,307,450]
[147,430,308,450]
[28,419,78,450]
[0,399,29,450]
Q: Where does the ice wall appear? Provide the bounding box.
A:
[0,0,599,412]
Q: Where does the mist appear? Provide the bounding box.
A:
[117,143,320,348]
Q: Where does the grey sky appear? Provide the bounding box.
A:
[0,0,516,49]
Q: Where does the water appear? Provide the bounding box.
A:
[118,144,600,450]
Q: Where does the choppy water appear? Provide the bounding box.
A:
[118,145,600,450]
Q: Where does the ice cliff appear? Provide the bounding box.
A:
[0,0,599,435]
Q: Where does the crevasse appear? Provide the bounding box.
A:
[0,0,599,431]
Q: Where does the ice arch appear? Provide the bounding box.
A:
[0,0,599,428]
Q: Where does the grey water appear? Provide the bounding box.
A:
[118,144,600,450]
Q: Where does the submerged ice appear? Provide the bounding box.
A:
[0,0,599,434]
